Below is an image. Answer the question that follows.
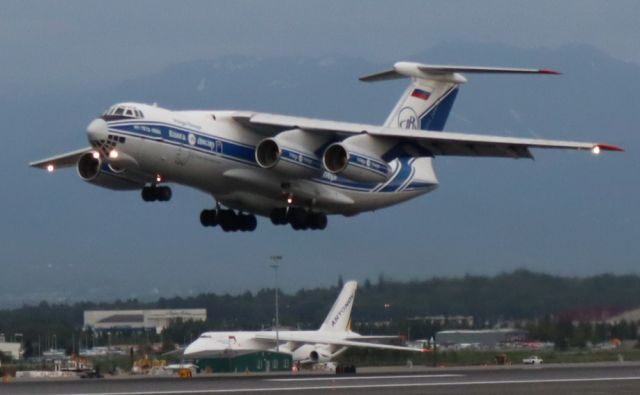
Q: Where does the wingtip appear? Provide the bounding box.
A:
[595,144,624,152]
[538,69,562,75]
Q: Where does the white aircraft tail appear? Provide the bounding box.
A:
[319,281,358,333]
[360,62,560,132]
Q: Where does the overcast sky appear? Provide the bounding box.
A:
[1,1,638,304]
[1,0,639,90]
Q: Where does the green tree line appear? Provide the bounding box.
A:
[2,270,640,354]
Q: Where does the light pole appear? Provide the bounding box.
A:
[269,255,282,352]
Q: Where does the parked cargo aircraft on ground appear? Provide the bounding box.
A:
[182,281,426,364]
[31,62,621,231]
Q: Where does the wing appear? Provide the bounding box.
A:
[345,335,400,341]
[234,113,623,159]
[254,333,428,353]
[29,147,92,170]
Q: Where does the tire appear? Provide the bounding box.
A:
[200,210,210,226]
[219,210,237,232]
[200,210,218,227]
[141,187,154,202]
[158,186,172,202]
[287,208,308,229]
[314,213,327,230]
[245,215,257,231]
[306,212,327,230]
[270,208,287,225]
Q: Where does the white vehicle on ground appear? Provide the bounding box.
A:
[522,355,543,364]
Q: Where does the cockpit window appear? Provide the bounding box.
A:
[102,105,144,120]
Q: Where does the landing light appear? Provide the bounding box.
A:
[592,146,601,155]
[46,164,54,172]
[287,196,293,205]
[109,150,119,159]
[92,151,100,159]
[156,174,162,183]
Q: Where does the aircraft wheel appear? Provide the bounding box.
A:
[245,214,257,231]
[270,208,287,225]
[141,186,156,202]
[310,213,327,230]
[219,210,238,232]
[236,213,257,232]
[200,210,208,226]
[288,207,308,230]
[237,213,249,231]
[158,186,172,202]
[200,209,218,227]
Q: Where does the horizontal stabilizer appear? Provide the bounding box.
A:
[360,62,560,82]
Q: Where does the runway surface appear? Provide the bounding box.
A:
[4,363,640,395]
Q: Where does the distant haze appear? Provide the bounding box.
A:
[0,2,637,307]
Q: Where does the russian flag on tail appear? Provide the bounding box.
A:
[410,88,431,100]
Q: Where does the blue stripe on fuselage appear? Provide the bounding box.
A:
[379,157,415,192]
[106,121,431,193]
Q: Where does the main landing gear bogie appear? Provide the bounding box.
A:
[270,207,327,231]
[141,185,172,202]
[200,209,257,232]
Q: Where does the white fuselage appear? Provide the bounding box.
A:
[93,103,438,217]
[184,330,354,363]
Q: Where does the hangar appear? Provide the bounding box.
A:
[84,309,206,334]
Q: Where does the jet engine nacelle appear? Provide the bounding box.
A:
[255,129,326,179]
[76,152,143,190]
[323,136,392,183]
[309,349,332,363]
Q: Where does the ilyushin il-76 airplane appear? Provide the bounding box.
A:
[31,62,622,232]
[183,281,426,364]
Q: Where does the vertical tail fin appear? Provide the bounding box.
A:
[382,79,460,131]
[360,62,559,132]
[319,281,358,333]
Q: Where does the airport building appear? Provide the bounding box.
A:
[607,307,640,325]
[84,309,207,334]
[436,329,527,350]
[0,334,23,360]
[0,342,22,360]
